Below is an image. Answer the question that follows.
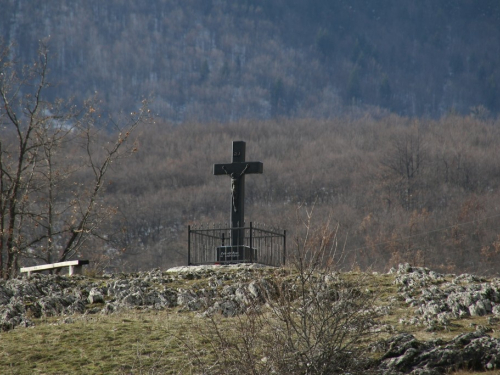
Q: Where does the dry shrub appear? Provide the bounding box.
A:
[186,205,379,374]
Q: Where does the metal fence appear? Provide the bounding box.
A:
[188,222,286,267]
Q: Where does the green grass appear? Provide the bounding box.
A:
[0,310,213,374]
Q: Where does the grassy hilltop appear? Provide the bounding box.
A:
[2,264,500,374]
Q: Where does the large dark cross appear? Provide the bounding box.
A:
[214,141,263,248]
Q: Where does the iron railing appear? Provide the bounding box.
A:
[188,222,286,267]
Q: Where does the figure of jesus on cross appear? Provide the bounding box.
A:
[213,141,263,249]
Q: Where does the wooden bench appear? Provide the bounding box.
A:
[20,260,89,277]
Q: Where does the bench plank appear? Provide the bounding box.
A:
[20,260,89,277]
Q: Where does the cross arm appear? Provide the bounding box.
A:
[213,161,263,176]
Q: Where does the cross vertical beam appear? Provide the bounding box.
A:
[214,141,263,249]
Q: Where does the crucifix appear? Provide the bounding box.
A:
[214,141,263,249]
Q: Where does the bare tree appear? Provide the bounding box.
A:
[0,40,151,278]
[381,124,427,212]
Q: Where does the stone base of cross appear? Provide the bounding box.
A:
[213,141,263,250]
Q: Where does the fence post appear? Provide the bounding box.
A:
[283,229,286,266]
[188,225,191,265]
[249,222,253,263]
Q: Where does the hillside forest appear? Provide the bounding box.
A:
[1,0,500,121]
[2,1,500,278]
[6,96,500,277]
[103,115,500,276]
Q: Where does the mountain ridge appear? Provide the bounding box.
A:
[2,0,499,122]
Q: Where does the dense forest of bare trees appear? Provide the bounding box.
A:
[94,114,500,276]
[2,45,500,276]
[2,0,500,121]
[2,2,500,277]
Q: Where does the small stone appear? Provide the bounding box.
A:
[88,288,104,304]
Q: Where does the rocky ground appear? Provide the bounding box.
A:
[2,263,500,374]
[376,264,500,374]
[0,263,271,331]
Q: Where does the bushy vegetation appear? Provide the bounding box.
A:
[184,207,378,374]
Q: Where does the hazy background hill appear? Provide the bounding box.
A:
[2,0,500,122]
